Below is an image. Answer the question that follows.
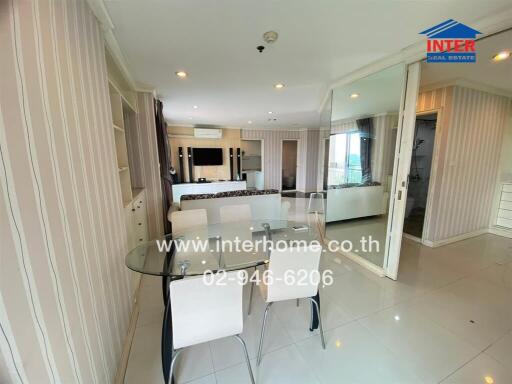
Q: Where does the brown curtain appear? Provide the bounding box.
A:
[357,118,373,184]
[154,99,173,235]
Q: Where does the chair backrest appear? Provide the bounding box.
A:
[170,271,244,349]
[170,209,207,233]
[266,246,322,302]
[219,204,252,223]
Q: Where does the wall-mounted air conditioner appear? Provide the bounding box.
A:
[194,128,222,139]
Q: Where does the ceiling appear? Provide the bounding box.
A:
[104,0,512,129]
[331,64,404,121]
[421,29,512,93]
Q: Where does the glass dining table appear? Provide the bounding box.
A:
[125,219,322,384]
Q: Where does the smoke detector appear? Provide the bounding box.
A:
[263,31,279,44]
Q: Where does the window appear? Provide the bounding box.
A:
[327,132,362,186]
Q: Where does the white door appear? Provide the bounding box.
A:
[384,62,422,280]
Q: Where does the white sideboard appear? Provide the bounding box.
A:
[496,182,512,229]
[172,180,246,204]
[326,185,388,223]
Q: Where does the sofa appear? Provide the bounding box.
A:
[169,189,290,224]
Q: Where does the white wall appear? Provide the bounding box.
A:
[0,0,132,382]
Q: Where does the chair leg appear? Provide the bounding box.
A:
[234,335,256,384]
[169,349,182,383]
[257,302,273,366]
[296,298,300,307]
[307,297,326,349]
[248,267,256,316]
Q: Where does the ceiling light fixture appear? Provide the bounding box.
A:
[350,93,359,99]
[492,51,511,62]
[248,120,253,124]
[484,376,494,384]
[274,83,285,89]
[193,105,198,109]
[268,111,273,114]
[175,71,187,78]
[263,31,279,44]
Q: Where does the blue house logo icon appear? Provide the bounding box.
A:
[420,19,482,63]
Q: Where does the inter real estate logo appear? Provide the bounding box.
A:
[420,19,481,63]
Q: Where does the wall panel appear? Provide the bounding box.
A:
[0,0,132,383]
[241,129,316,191]
[417,86,510,242]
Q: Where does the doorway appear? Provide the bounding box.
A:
[403,112,438,240]
[282,140,298,191]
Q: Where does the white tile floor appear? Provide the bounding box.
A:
[125,198,512,384]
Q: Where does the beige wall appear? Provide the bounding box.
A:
[417,86,510,243]
[0,0,131,382]
[241,129,319,192]
[168,126,241,182]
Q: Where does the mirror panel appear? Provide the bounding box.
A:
[325,64,404,267]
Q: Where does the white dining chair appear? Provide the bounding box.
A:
[219,203,257,315]
[169,272,255,384]
[170,209,208,233]
[219,204,252,223]
[256,246,326,365]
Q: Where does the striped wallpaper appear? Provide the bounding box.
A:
[241,129,319,192]
[417,86,510,242]
[304,130,319,192]
[0,0,132,383]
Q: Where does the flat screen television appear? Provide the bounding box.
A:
[192,147,223,166]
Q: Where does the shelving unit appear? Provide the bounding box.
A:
[109,80,138,207]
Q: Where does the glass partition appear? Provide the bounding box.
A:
[325,64,405,268]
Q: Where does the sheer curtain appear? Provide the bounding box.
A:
[356,118,373,184]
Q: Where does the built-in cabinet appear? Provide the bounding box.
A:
[496,183,512,229]
[124,189,149,250]
[109,79,148,295]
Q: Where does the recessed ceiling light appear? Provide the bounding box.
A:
[350,93,359,99]
[274,83,285,89]
[175,71,187,78]
[492,51,511,62]
[484,376,494,384]
[193,105,198,109]
[268,111,273,114]
[394,315,400,321]
[248,120,253,124]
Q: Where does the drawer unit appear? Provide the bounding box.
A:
[499,200,512,211]
[502,183,512,193]
[498,209,512,220]
[497,217,512,229]
[496,183,512,230]
[501,191,512,202]
[125,190,148,250]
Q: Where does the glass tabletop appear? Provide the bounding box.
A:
[125,220,320,277]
